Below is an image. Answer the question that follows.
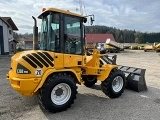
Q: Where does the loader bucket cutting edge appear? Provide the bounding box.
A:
[118,66,148,92]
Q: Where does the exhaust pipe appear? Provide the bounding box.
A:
[32,16,38,50]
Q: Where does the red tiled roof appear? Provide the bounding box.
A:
[85,34,115,43]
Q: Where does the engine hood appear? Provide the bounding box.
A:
[10,50,55,78]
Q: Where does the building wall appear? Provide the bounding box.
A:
[0,19,4,55]
[3,22,9,54]
[8,27,13,39]
[0,19,10,55]
[9,41,17,54]
[25,41,33,50]
[0,25,3,55]
[0,19,3,25]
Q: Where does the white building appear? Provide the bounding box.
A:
[0,17,18,55]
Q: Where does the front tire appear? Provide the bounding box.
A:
[101,69,125,98]
[39,73,77,113]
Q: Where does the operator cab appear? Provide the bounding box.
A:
[38,8,87,55]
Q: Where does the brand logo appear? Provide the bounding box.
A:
[35,69,43,76]
[17,69,29,74]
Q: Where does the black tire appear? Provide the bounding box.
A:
[110,50,113,53]
[83,75,97,87]
[100,50,106,54]
[39,73,77,113]
[101,69,125,98]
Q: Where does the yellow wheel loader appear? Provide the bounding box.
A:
[144,42,160,52]
[7,7,147,113]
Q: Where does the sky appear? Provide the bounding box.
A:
[0,0,160,34]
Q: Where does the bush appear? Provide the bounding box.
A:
[16,48,24,52]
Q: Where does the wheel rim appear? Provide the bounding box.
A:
[51,83,71,105]
[112,76,123,92]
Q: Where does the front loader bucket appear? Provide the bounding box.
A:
[118,66,147,92]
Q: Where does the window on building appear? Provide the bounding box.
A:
[9,30,12,34]
[11,43,14,49]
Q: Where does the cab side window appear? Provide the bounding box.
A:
[50,13,60,52]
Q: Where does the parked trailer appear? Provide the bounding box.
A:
[106,39,124,53]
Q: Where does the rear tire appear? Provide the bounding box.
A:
[101,69,125,98]
[39,73,77,113]
[83,75,97,87]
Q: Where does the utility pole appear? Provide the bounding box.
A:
[79,0,83,15]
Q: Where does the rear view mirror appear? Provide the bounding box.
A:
[83,18,87,23]
[84,14,95,25]
[90,16,94,25]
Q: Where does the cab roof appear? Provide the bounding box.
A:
[38,7,86,19]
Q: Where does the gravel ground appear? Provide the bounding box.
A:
[0,50,160,120]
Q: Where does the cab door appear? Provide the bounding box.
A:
[63,15,84,68]
[49,13,64,69]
